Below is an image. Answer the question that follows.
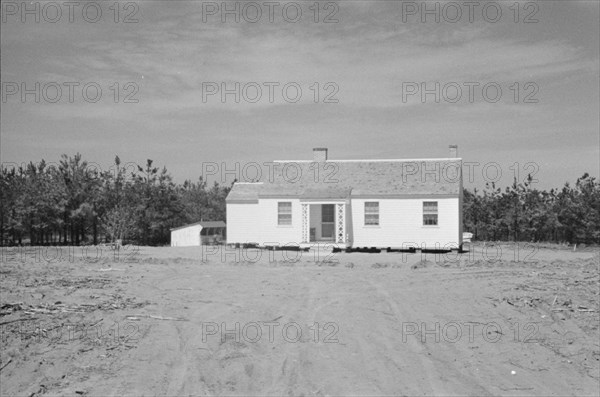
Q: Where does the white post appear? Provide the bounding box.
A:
[336,204,345,244]
[302,204,310,243]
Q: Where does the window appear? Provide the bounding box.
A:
[423,201,438,225]
[278,202,292,225]
[364,202,379,226]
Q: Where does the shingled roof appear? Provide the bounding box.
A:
[227,157,462,202]
[226,183,263,202]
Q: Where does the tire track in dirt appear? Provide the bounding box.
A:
[144,267,320,396]
[364,277,494,396]
[58,259,598,396]
[159,268,247,396]
[265,269,320,396]
[163,320,211,396]
[95,265,214,396]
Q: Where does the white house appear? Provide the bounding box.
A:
[170,221,226,247]
[226,148,463,250]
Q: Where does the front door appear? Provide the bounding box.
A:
[321,204,335,240]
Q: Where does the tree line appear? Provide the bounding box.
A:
[1,154,598,246]
[463,174,599,244]
[0,154,229,246]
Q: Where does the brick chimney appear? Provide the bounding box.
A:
[449,145,458,158]
[313,148,328,162]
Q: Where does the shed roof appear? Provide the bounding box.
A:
[170,220,226,232]
[226,158,462,202]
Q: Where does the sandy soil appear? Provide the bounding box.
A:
[1,243,598,396]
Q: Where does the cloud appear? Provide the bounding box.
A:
[1,0,598,188]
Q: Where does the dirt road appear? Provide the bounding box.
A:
[1,244,598,396]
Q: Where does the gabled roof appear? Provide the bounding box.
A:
[170,220,226,231]
[225,183,263,202]
[226,158,462,202]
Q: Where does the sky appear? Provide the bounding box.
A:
[1,0,599,190]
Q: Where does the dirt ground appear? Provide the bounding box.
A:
[1,243,599,396]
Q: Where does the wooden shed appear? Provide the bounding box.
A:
[170,221,226,247]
